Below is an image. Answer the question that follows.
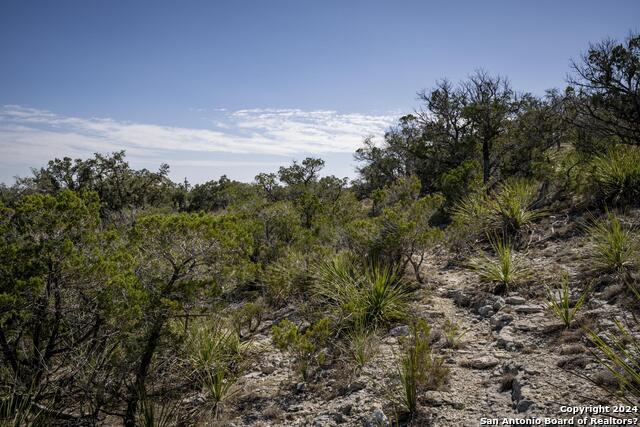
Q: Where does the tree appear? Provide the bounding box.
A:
[462,70,523,186]
[0,190,106,420]
[277,158,325,187]
[17,151,175,214]
[567,32,640,146]
[119,212,251,426]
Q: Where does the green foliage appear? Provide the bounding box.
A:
[231,300,266,338]
[567,32,640,146]
[184,319,247,418]
[545,273,589,329]
[345,323,379,369]
[17,151,175,214]
[397,319,449,414]
[261,250,310,306]
[453,179,545,237]
[137,394,178,427]
[272,318,331,381]
[586,211,639,273]
[587,314,640,403]
[442,318,468,349]
[187,175,257,212]
[313,256,412,330]
[470,234,529,292]
[590,146,640,207]
[0,388,47,427]
[439,160,482,207]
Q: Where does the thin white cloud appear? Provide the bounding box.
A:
[0,105,396,168]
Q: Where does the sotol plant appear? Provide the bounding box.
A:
[591,146,640,207]
[586,284,640,403]
[184,320,248,419]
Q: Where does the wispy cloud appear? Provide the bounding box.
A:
[0,105,396,167]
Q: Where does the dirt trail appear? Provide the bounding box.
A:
[415,262,612,426]
[230,241,625,426]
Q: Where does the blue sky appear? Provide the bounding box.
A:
[1,0,638,184]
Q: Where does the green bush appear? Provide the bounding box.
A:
[453,179,545,238]
[397,319,449,414]
[261,250,309,306]
[545,272,589,329]
[469,234,529,293]
[272,318,331,381]
[586,211,638,273]
[231,299,266,338]
[590,146,640,206]
[313,256,412,330]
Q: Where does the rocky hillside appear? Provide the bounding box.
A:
[190,209,639,426]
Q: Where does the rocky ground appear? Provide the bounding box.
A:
[196,211,638,426]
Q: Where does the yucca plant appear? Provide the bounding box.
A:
[201,367,241,419]
[591,146,640,206]
[469,234,529,292]
[586,211,638,273]
[0,389,47,427]
[586,318,640,403]
[545,273,589,329]
[453,179,545,238]
[137,393,178,427]
[313,255,412,330]
[184,319,248,419]
[489,179,545,235]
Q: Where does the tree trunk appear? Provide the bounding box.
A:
[482,139,491,185]
[123,318,165,427]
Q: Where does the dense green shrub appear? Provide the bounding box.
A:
[469,234,529,293]
[272,318,332,380]
[586,211,639,273]
[590,146,640,207]
[313,256,413,330]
